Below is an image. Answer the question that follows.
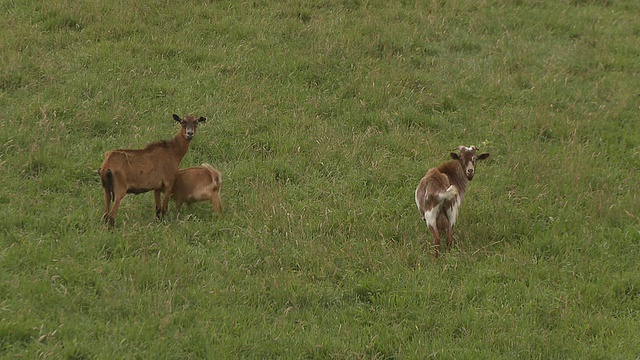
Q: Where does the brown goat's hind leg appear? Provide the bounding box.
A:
[107,194,124,227]
[154,190,163,219]
[446,225,454,249]
[103,188,111,222]
[428,224,441,258]
[161,188,172,220]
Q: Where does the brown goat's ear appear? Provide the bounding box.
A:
[478,153,490,160]
[173,114,181,123]
[450,152,461,160]
[198,117,206,123]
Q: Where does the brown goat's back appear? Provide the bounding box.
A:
[100,150,180,194]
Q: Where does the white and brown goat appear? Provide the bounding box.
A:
[98,114,206,226]
[415,146,489,257]
[171,163,222,215]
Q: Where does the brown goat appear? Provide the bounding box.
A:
[415,146,489,257]
[98,114,206,226]
[171,163,222,215]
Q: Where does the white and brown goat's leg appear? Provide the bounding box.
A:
[428,224,441,258]
[436,214,453,249]
[424,203,442,258]
[446,226,454,248]
[444,191,460,249]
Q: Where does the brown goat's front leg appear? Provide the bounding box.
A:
[154,190,163,219]
[161,187,173,220]
[428,225,441,258]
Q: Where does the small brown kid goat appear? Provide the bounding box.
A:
[172,163,222,215]
[98,114,206,226]
[415,146,489,258]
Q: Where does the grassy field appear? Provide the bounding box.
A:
[1,0,639,358]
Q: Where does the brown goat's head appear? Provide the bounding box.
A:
[450,145,490,181]
[173,114,206,141]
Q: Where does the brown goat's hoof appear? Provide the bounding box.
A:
[102,214,115,227]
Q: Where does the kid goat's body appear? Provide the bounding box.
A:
[172,163,222,214]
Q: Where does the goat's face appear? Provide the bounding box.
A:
[450,145,490,181]
[173,114,206,141]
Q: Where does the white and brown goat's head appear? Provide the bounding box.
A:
[450,145,490,181]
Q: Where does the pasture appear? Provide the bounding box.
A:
[1,0,639,358]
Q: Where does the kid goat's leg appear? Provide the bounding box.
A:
[174,201,182,217]
[212,190,222,213]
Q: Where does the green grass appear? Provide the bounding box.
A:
[1,0,639,358]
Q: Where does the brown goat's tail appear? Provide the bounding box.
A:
[201,163,221,189]
[99,168,115,203]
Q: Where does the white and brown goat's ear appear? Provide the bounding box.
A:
[450,152,461,160]
[478,153,490,160]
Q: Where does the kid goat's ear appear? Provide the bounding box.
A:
[173,114,181,122]
[450,152,461,160]
[478,153,490,160]
[198,116,206,123]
